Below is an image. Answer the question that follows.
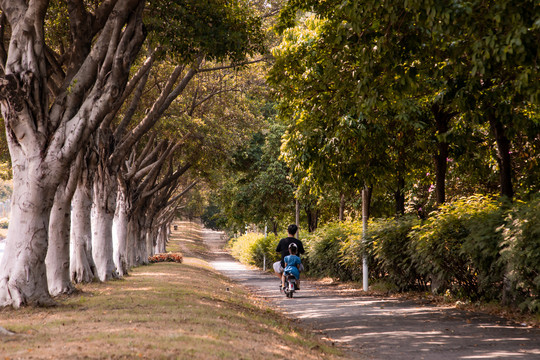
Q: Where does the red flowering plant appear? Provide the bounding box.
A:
[148,252,183,264]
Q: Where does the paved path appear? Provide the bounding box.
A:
[202,229,540,360]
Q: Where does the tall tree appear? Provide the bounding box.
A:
[0,0,146,307]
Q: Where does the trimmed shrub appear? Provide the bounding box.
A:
[500,196,540,312]
[370,216,421,290]
[229,232,281,268]
[304,221,362,280]
[410,195,506,299]
[340,222,376,282]
[341,216,422,289]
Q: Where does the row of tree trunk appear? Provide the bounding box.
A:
[0,1,207,307]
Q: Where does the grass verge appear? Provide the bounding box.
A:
[0,229,343,359]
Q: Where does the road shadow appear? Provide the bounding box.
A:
[199,227,540,360]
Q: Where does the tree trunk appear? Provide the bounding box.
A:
[154,225,167,254]
[113,182,129,276]
[145,227,155,260]
[137,225,149,265]
[489,114,514,200]
[126,217,140,268]
[0,0,146,306]
[305,203,319,233]
[70,168,97,283]
[92,166,118,281]
[46,155,81,296]
[0,177,56,307]
[339,194,345,221]
[394,176,405,216]
[431,104,451,205]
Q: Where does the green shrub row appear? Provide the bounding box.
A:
[229,232,281,269]
[229,195,540,313]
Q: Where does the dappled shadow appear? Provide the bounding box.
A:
[201,228,540,360]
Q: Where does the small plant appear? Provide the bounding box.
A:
[148,252,183,263]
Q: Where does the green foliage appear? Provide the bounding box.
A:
[270,0,539,213]
[302,221,361,280]
[212,123,296,232]
[146,0,265,62]
[229,232,281,268]
[0,218,8,229]
[410,195,506,299]
[501,197,540,312]
[227,196,540,313]
[370,216,421,290]
[201,204,229,231]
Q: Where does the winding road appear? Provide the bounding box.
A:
[201,228,540,360]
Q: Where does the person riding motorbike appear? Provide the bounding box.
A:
[282,243,302,290]
[273,224,304,290]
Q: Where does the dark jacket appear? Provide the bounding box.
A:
[276,237,305,267]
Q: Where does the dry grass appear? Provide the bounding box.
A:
[0,223,344,360]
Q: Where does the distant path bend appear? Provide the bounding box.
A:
[201,228,540,360]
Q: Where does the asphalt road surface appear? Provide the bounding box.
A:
[202,228,540,360]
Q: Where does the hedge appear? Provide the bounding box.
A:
[228,195,540,313]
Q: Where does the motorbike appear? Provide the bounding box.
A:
[282,274,297,298]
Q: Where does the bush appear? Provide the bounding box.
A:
[229,232,281,268]
[304,222,362,280]
[340,222,374,282]
[0,218,8,229]
[370,216,421,290]
[501,196,540,312]
[341,216,422,290]
[410,195,506,299]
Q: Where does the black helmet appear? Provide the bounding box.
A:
[288,243,298,253]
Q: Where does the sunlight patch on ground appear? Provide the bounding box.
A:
[122,287,154,292]
[134,272,177,277]
[210,261,248,271]
[461,350,540,358]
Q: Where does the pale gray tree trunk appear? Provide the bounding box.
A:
[92,166,118,281]
[113,182,129,276]
[46,154,82,296]
[136,227,148,266]
[154,225,168,254]
[70,166,97,283]
[0,0,146,307]
[126,217,140,268]
[145,228,154,263]
[0,176,57,307]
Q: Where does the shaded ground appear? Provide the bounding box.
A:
[193,224,540,360]
[0,224,342,360]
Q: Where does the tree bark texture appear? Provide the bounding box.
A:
[92,165,118,281]
[431,104,451,205]
[113,182,129,277]
[394,175,405,216]
[489,114,514,200]
[0,180,56,307]
[0,0,146,306]
[339,194,345,221]
[70,175,96,283]
[46,155,82,296]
